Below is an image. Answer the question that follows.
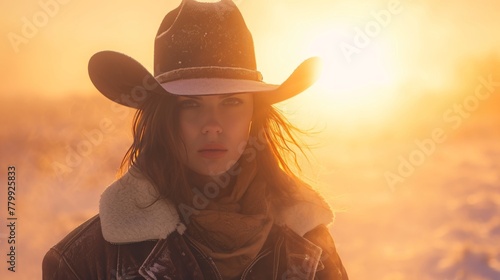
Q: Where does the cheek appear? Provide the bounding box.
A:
[178,120,200,166]
[226,108,253,144]
[178,113,199,144]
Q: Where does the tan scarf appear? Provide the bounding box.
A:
[182,158,273,279]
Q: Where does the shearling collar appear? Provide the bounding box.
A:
[99,168,334,244]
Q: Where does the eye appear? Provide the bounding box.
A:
[178,99,199,109]
[222,97,243,106]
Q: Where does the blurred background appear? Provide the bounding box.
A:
[1,0,499,279]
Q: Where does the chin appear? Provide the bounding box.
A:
[189,154,243,176]
[203,166,230,176]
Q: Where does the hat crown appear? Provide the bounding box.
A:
[88,0,321,109]
[153,0,257,77]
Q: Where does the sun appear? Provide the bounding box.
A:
[303,27,400,121]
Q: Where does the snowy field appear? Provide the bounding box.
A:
[330,127,500,280]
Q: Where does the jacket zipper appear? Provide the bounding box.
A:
[186,236,273,280]
[239,248,272,279]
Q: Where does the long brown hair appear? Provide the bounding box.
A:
[120,93,309,205]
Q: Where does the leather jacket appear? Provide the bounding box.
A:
[43,216,347,279]
[42,169,348,280]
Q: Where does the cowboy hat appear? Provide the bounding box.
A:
[88,0,321,109]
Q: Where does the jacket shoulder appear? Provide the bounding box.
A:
[51,215,103,252]
[42,215,113,280]
[303,224,349,280]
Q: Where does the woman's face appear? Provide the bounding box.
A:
[177,93,253,176]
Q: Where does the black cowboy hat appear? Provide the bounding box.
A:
[88,0,321,108]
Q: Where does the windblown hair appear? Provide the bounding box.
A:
[120,93,309,206]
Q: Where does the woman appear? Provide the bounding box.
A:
[43,0,348,279]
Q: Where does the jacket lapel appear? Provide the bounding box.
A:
[280,226,323,280]
[99,168,186,244]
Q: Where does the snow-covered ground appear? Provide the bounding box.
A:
[325,115,500,279]
[329,134,500,280]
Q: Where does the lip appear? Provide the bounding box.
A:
[198,144,228,159]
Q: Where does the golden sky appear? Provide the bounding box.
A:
[1,0,500,123]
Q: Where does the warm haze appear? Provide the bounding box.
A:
[1,0,500,279]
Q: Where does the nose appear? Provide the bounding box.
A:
[201,108,223,135]
[201,121,222,134]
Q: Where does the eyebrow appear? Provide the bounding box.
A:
[179,93,239,100]
[218,93,238,99]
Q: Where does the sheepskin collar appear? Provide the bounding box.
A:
[99,168,334,244]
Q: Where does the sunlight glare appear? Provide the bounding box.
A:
[305,28,400,122]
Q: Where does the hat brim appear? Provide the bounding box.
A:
[88,51,321,108]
